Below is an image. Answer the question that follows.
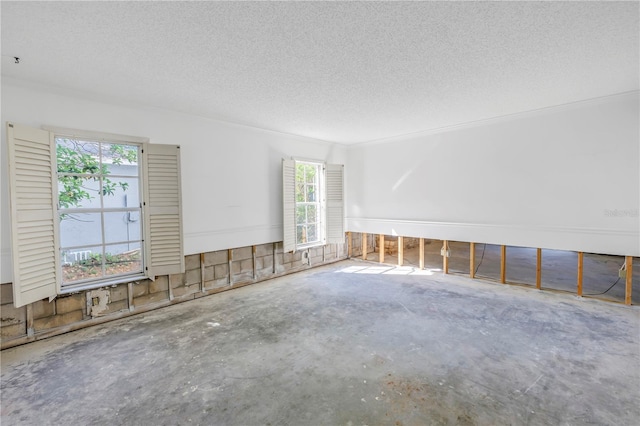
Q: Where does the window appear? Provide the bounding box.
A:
[282,159,344,252]
[56,137,143,287]
[6,123,184,307]
[296,161,322,247]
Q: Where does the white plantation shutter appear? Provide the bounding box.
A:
[6,123,60,307]
[325,163,345,244]
[282,159,296,253]
[143,144,184,279]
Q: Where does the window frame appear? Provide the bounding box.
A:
[282,158,344,253]
[295,160,324,249]
[54,133,146,292]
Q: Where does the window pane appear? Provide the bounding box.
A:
[305,166,316,184]
[102,143,139,176]
[104,243,142,277]
[58,176,101,210]
[296,205,306,225]
[102,177,140,209]
[307,224,318,243]
[56,139,100,175]
[61,245,104,284]
[306,185,316,202]
[296,165,305,183]
[104,211,141,244]
[296,183,305,202]
[59,212,102,248]
[296,225,305,244]
[307,205,317,223]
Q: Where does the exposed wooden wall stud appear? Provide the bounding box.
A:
[625,256,633,305]
[85,293,92,320]
[379,234,385,264]
[500,245,506,283]
[362,233,368,260]
[127,282,134,311]
[200,253,206,292]
[228,249,233,285]
[469,242,475,278]
[347,232,352,258]
[577,252,584,296]
[26,304,34,337]
[168,275,174,300]
[419,238,425,270]
[272,242,276,274]
[252,246,257,280]
[398,236,404,266]
[443,240,449,274]
[536,248,542,290]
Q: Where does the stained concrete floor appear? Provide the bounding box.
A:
[1,260,639,426]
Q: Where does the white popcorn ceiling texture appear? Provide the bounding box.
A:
[1,1,638,144]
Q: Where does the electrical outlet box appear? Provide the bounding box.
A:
[619,268,627,279]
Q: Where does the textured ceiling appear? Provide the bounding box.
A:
[1,1,638,144]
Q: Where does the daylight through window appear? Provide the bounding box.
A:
[56,137,143,287]
[295,161,323,246]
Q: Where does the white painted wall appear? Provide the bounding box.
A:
[2,80,637,284]
[346,92,640,257]
[0,79,346,283]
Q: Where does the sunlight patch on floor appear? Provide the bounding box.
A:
[336,265,440,276]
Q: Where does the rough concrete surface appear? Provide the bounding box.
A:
[1,260,639,426]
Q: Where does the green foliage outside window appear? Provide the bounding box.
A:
[295,162,321,245]
[56,139,137,217]
[295,163,317,202]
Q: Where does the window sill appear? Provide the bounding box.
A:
[59,273,146,294]
[296,241,324,251]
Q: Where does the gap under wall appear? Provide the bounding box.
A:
[353,232,639,305]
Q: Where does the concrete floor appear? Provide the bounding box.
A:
[1,260,639,425]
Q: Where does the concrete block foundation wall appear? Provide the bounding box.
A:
[0,241,347,349]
